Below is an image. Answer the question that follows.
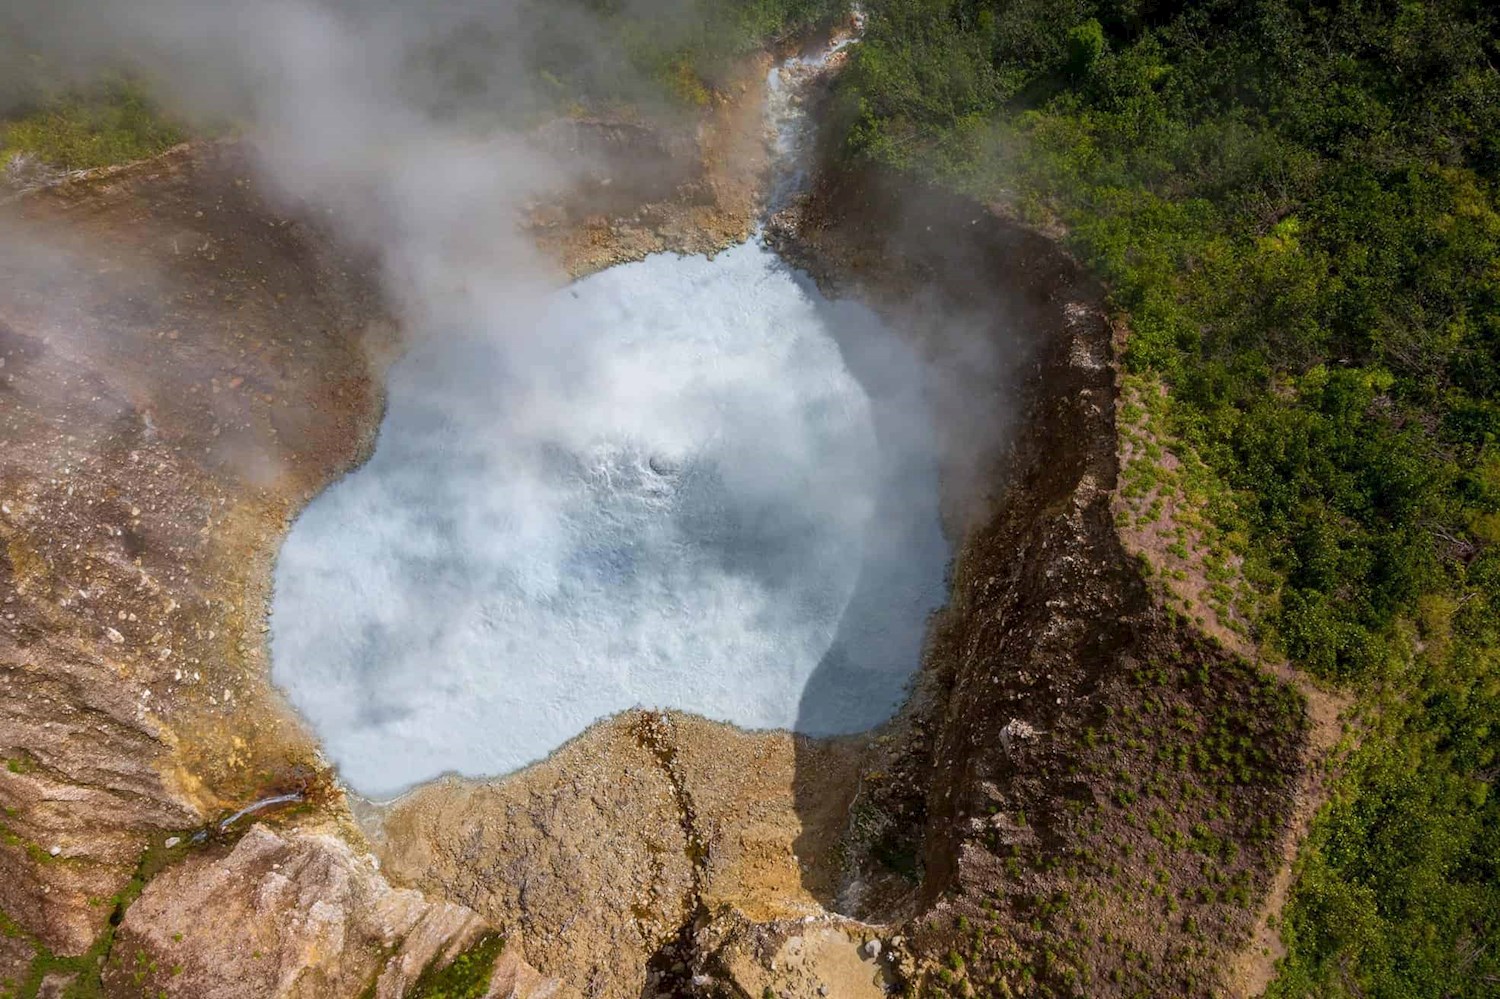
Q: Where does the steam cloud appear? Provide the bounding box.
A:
[4,0,958,798]
[274,244,948,796]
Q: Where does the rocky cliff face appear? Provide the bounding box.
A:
[1,144,381,984]
[105,824,561,999]
[365,711,868,997]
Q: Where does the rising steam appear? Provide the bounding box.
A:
[3,0,962,798]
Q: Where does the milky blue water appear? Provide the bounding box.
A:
[271,212,946,801]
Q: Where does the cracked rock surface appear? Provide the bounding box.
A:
[108,825,556,999]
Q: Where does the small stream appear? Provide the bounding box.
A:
[764,7,866,211]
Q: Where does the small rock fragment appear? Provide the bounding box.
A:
[999,717,1039,754]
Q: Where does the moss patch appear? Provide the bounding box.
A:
[407,932,506,999]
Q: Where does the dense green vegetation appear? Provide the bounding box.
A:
[0,78,182,172]
[837,0,1500,994]
[1273,642,1500,997]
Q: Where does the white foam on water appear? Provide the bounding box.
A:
[270,10,949,798]
[271,240,949,798]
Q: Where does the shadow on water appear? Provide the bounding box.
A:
[634,185,1054,988]
[785,170,1074,915]
[784,259,952,740]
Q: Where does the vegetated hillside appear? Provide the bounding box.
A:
[0,77,182,174]
[0,0,847,175]
[834,1,1500,995]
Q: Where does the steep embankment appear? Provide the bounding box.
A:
[766,169,1310,997]
[0,143,521,997]
[1,143,380,977]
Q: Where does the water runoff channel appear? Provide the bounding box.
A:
[270,14,952,800]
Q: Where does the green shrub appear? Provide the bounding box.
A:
[1065,19,1103,78]
[2,79,183,171]
[408,933,506,999]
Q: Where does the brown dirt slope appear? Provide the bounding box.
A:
[0,141,574,998]
[771,168,1312,998]
[369,710,868,998]
[0,143,386,965]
